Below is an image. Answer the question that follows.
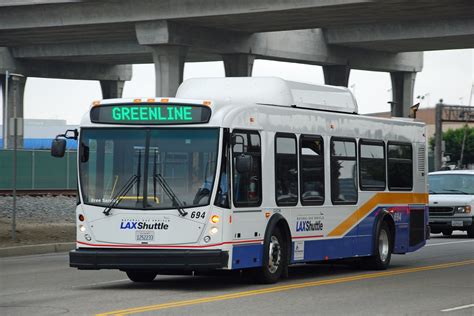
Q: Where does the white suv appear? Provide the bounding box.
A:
[428,170,474,238]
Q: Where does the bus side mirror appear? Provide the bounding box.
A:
[236,154,253,174]
[51,138,66,158]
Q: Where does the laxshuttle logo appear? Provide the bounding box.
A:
[120,221,169,230]
[296,220,323,232]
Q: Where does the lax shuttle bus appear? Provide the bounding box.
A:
[52,77,429,283]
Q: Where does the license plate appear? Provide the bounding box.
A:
[452,220,464,227]
[136,231,155,241]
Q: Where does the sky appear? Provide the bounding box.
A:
[1,48,473,125]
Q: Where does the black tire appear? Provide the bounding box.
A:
[364,221,393,270]
[126,270,157,282]
[442,230,453,236]
[467,225,474,238]
[257,229,287,284]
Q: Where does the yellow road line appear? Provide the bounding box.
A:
[97,259,474,316]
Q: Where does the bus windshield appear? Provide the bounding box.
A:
[79,128,219,210]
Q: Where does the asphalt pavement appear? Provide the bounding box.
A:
[1,234,473,316]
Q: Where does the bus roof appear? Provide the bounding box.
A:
[176,77,358,114]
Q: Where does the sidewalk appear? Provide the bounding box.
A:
[0,242,75,258]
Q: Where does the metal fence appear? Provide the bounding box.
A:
[0,149,77,190]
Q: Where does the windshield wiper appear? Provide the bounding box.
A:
[429,190,438,194]
[442,189,470,195]
[103,150,142,216]
[154,173,188,217]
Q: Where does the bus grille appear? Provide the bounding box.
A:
[409,208,425,246]
[429,207,454,216]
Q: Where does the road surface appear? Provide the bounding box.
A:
[1,234,473,315]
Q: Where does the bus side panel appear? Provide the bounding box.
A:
[392,206,410,254]
[355,210,377,256]
[231,244,263,269]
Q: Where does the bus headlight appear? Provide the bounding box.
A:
[210,227,219,235]
[455,206,471,213]
[79,225,86,232]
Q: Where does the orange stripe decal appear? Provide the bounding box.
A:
[327,192,428,237]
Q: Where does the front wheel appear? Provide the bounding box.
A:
[442,230,453,236]
[257,229,287,284]
[467,225,474,238]
[364,221,392,270]
[126,270,157,282]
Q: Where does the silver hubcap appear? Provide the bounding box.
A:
[379,229,389,262]
[268,235,281,274]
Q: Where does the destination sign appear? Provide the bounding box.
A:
[90,104,211,125]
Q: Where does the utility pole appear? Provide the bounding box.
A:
[434,102,443,170]
[5,71,25,242]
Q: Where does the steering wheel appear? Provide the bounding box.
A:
[193,188,211,205]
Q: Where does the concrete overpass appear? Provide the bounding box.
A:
[1,0,473,148]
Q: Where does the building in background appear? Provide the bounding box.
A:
[0,119,78,149]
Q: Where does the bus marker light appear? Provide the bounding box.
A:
[229,215,232,224]
[78,214,85,222]
[210,227,219,235]
[265,212,271,218]
[147,98,156,103]
[211,215,220,224]
[79,225,86,232]
[92,100,101,107]
[133,98,141,103]
[161,98,169,103]
[203,100,212,106]
[203,236,211,243]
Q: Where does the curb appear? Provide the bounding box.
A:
[0,242,75,258]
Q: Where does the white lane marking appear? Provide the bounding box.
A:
[426,240,474,247]
[441,303,474,312]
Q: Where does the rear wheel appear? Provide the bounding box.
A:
[442,230,453,236]
[257,229,287,284]
[364,221,392,270]
[126,270,157,282]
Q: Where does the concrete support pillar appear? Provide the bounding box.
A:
[150,45,188,97]
[323,65,351,87]
[100,80,125,99]
[1,75,26,149]
[390,71,416,117]
[222,54,255,77]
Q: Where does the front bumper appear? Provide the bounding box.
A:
[429,216,473,230]
[70,248,229,271]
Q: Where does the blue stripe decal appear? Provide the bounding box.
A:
[232,244,263,269]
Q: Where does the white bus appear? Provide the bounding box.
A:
[52,77,429,284]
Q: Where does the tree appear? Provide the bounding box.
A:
[430,126,474,166]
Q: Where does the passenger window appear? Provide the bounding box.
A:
[275,134,298,206]
[331,138,357,204]
[300,135,324,205]
[359,140,386,191]
[388,142,413,190]
[232,130,262,207]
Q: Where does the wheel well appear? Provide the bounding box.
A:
[382,214,396,249]
[275,219,292,262]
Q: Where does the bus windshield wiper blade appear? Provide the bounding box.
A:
[154,173,188,217]
[103,175,138,216]
[103,150,142,216]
